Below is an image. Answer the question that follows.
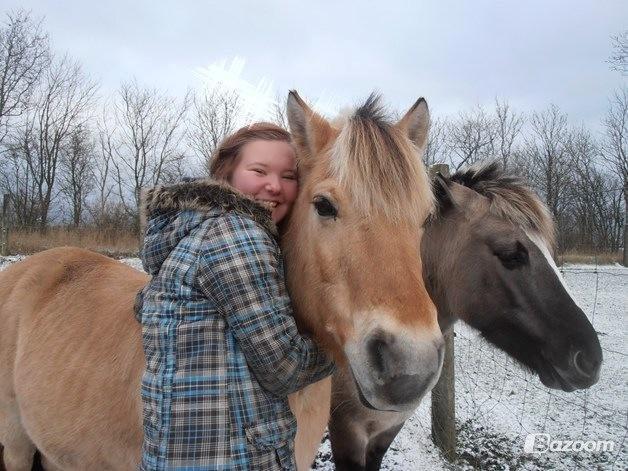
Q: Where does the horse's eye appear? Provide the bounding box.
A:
[313,196,338,219]
[494,242,529,269]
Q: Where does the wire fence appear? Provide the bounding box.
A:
[441,262,627,469]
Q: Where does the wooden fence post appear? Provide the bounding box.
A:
[431,331,456,460]
[429,164,456,461]
[0,194,9,256]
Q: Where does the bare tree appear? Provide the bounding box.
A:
[520,105,574,247]
[608,31,627,76]
[0,138,39,226]
[566,128,622,251]
[494,98,524,168]
[187,87,240,173]
[88,109,116,226]
[0,9,50,146]
[19,54,97,230]
[602,87,628,264]
[446,105,497,170]
[423,116,448,168]
[270,92,288,130]
[111,80,190,217]
[60,124,94,226]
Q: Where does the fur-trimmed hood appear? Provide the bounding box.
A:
[139,179,277,274]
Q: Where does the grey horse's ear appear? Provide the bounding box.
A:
[287,91,335,173]
[433,173,456,214]
[396,98,430,154]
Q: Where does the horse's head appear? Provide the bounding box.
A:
[282,91,442,412]
[423,162,602,392]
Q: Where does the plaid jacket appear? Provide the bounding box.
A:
[135,180,335,471]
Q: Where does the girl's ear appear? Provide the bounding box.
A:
[287,91,335,173]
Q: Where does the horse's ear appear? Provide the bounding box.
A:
[396,98,430,154]
[287,91,334,171]
[433,173,456,214]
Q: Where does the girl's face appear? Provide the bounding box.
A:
[229,139,298,223]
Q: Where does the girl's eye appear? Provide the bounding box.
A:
[252,168,265,175]
[283,174,297,181]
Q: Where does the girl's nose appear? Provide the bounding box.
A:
[265,176,281,194]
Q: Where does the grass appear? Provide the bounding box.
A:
[1,227,625,266]
[5,226,139,257]
[557,251,623,265]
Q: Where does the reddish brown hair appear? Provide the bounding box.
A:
[209,122,293,181]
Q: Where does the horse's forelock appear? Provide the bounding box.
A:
[327,96,433,226]
[452,162,556,248]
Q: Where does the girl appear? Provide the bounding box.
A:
[135,123,335,471]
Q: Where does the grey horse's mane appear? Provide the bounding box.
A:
[451,161,555,247]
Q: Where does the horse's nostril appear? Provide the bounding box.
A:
[368,338,389,376]
[573,350,599,378]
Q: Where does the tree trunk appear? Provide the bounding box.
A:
[0,195,9,256]
[623,189,627,267]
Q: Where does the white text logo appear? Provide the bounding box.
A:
[524,434,615,454]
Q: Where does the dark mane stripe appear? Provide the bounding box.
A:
[451,161,512,190]
[449,161,556,247]
[348,96,411,193]
[353,93,390,125]
[330,94,433,225]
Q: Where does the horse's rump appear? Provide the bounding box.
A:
[0,247,147,469]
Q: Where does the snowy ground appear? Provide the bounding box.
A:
[1,256,625,470]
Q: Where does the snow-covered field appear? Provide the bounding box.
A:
[0,256,626,470]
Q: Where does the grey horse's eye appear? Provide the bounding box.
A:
[494,241,529,269]
[313,196,338,219]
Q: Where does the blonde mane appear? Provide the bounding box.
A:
[329,94,433,226]
[451,161,556,248]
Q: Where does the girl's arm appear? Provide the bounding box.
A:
[196,213,335,397]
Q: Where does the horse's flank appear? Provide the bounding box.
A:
[0,247,332,470]
[0,248,146,469]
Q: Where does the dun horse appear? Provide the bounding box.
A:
[328,162,603,470]
[0,92,441,470]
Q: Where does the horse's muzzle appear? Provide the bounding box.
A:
[347,330,444,412]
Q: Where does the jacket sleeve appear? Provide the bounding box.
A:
[196,213,335,397]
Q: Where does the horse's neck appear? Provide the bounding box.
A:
[423,256,455,332]
[438,312,457,333]
[289,378,331,416]
[433,281,458,332]
[289,378,332,471]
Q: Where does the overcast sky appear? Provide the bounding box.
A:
[4,0,627,130]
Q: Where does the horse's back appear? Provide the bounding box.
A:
[0,247,149,469]
[0,247,147,360]
[0,254,34,409]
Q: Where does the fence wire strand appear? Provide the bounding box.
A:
[448,264,627,469]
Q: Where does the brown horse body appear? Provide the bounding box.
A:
[0,92,439,470]
[0,249,146,470]
[0,249,328,471]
